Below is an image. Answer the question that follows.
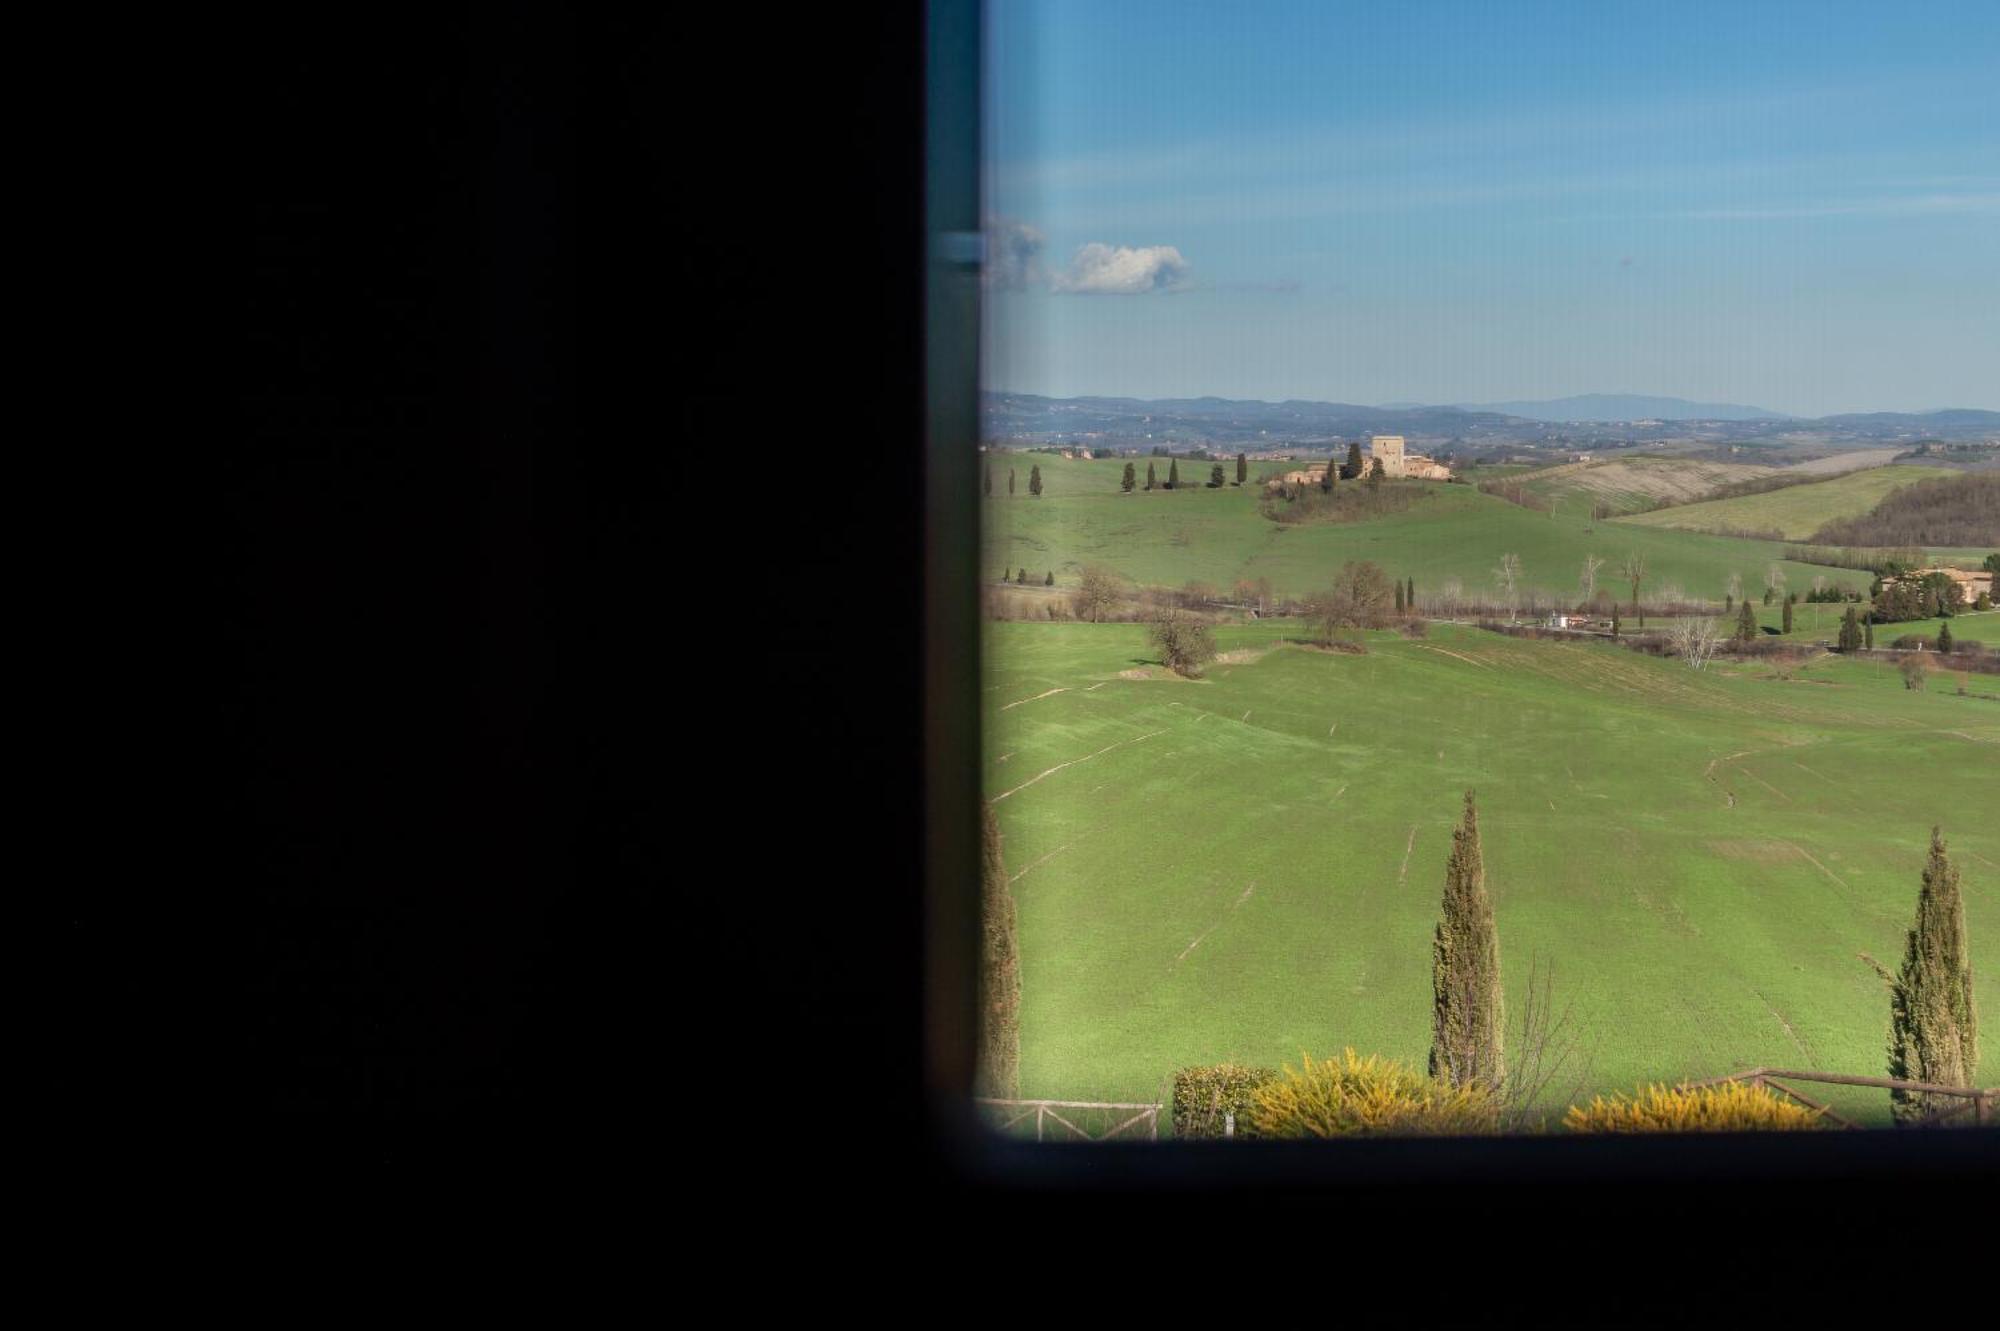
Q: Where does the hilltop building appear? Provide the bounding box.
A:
[1368,435,1454,480]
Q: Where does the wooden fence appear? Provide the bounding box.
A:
[1682,1067,1997,1129]
[975,1098,1162,1141]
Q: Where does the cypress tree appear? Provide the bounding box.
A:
[1044,570,1054,586]
[1344,441,1364,480]
[1016,567,1027,584]
[1839,606,1862,652]
[1407,577,1416,611]
[1782,598,1793,634]
[1236,452,1247,485]
[1029,464,1043,497]
[1320,458,1334,493]
[1430,791,1505,1090]
[1145,462,1157,491]
[977,802,1022,1100]
[1367,458,1384,488]
[1122,462,1136,492]
[1395,581,1406,613]
[1167,459,1179,490]
[1938,622,1953,654]
[1886,828,1978,1123]
[1209,463,1225,488]
[1009,468,1016,496]
[1736,599,1758,644]
[1724,593,1733,612]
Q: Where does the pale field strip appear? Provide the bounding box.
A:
[1174,881,1257,965]
[1001,686,1068,710]
[990,729,1166,802]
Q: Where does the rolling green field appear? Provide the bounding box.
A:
[1616,464,1960,540]
[982,456,1875,604]
[985,619,2000,1125]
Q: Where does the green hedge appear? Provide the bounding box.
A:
[1171,1063,1277,1138]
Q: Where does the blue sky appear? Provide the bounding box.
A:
[981,1,1999,415]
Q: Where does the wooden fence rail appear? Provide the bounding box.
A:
[1682,1067,1997,1128]
[975,1098,1162,1141]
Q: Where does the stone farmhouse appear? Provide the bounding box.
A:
[1879,565,1994,602]
[1268,434,1454,489]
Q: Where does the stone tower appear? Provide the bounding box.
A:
[1369,434,1407,478]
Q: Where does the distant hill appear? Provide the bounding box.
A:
[1816,409,2000,428]
[981,392,2000,449]
[981,393,1525,446]
[1455,394,1790,422]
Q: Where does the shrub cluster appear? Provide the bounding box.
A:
[1562,1082,1826,1133]
[1245,1050,1501,1138]
[1171,1063,1278,1138]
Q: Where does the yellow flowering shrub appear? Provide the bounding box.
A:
[1563,1081,1826,1133]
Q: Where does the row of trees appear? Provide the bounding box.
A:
[983,463,1044,497]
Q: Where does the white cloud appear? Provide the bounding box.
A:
[983,217,1046,290]
[1050,242,1191,294]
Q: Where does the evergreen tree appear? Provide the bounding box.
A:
[1839,606,1862,652]
[1236,452,1247,485]
[1430,791,1504,1090]
[1044,570,1054,587]
[1736,599,1758,644]
[1167,459,1179,490]
[1343,442,1364,480]
[1938,621,1953,654]
[1009,468,1016,496]
[1366,457,1384,488]
[1395,581,1406,613]
[1724,593,1733,612]
[1016,567,1027,584]
[1320,457,1334,493]
[1122,462,1136,492]
[1611,606,1621,637]
[1146,462,1157,491]
[977,802,1022,1100]
[1763,587,1774,606]
[1209,463,1226,488]
[1782,598,1794,634]
[1886,828,1979,1123]
[1407,577,1416,611]
[1029,464,1043,497]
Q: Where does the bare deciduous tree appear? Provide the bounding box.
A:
[1072,564,1123,623]
[1580,553,1604,601]
[1493,553,1522,617]
[1310,559,1394,642]
[1149,607,1217,677]
[1764,562,1787,603]
[1620,552,1647,617]
[1497,955,1596,1132]
[1669,615,1722,670]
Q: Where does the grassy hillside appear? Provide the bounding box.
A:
[1508,456,1777,515]
[985,619,2000,1124]
[983,457,1873,604]
[1616,464,1960,540]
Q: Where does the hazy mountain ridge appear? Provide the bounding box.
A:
[984,391,1999,450]
[1452,393,1792,422]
